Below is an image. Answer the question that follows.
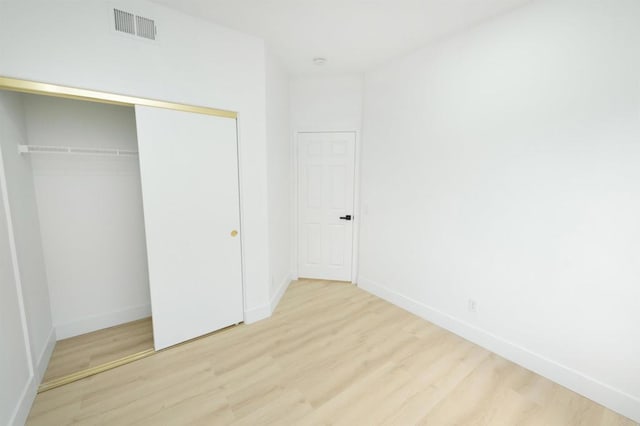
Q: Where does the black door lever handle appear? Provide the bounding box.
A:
[339,215,352,221]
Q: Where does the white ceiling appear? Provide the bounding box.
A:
[151,0,532,75]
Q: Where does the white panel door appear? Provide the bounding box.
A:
[298,132,356,281]
[135,106,243,350]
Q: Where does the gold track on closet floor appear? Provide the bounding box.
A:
[38,321,244,393]
[38,349,156,393]
[39,317,155,393]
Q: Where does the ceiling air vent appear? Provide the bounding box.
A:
[113,8,157,41]
[114,9,135,35]
[136,15,156,40]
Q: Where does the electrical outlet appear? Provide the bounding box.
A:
[468,299,478,313]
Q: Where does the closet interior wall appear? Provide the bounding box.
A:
[0,90,46,425]
[9,92,151,340]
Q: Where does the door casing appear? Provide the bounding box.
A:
[0,76,247,350]
[293,130,361,283]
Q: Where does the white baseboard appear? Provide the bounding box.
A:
[358,276,640,423]
[10,373,37,426]
[9,329,56,425]
[10,321,120,424]
[244,274,293,324]
[244,303,271,324]
[270,274,293,313]
[55,304,152,339]
[35,328,56,383]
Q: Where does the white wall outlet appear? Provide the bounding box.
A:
[468,299,478,313]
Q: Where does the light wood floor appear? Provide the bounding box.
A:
[28,280,635,425]
[42,317,154,384]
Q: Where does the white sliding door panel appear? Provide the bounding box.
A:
[298,132,356,281]
[135,106,243,350]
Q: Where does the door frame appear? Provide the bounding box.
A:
[0,76,247,348]
[293,130,361,284]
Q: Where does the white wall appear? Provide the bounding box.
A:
[0,91,41,426]
[0,0,271,321]
[265,49,293,308]
[360,0,640,421]
[290,75,363,132]
[22,94,151,339]
[0,93,55,377]
[0,177,32,426]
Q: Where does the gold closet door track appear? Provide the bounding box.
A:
[38,349,156,393]
[0,76,237,118]
[38,323,243,393]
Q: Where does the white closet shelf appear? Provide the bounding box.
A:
[18,144,138,157]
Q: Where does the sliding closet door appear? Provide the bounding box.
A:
[135,106,243,350]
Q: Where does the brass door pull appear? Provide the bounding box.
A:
[230,230,238,237]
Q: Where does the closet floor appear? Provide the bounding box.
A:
[42,317,154,385]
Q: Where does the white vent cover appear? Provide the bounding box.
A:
[114,8,156,40]
[136,15,156,40]
[114,9,135,35]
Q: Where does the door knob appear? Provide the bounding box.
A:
[230,230,238,237]
[339,215,352,221]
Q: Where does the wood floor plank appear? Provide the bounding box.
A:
[42,317,154,384]
[27,279,636,425]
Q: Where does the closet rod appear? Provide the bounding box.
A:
[18,144,138,157]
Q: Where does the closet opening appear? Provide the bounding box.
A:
[2,90,155,392]
[0,77,244,394]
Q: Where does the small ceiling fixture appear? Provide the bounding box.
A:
[313,57,327,66]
